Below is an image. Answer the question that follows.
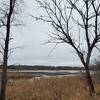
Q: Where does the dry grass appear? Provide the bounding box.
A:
[0,72,33,79]
[6,75,100,100]
[7,72,33,79]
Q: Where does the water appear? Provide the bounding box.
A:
[31,70,80,77]
[7,70,94,77]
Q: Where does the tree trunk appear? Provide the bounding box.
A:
[0,65,7,100]
[0,31,9,100]
[0,8,10,100]
[85,67,95,96]
[0,0,19,100]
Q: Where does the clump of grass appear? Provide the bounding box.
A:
[6,76,100,100]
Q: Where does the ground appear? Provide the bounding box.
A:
[4,73,100,100]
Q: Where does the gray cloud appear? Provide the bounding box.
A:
[7,0,86,66]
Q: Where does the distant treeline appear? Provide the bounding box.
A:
[0,65,96,70]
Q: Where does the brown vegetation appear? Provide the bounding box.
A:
[6,75,100,100]
[7,72,33,79]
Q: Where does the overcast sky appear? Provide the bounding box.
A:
[6,0,97,66]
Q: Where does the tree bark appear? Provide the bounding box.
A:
[0,3,11,99]
[0,23,10,100]
[0,0,21,99]
[0,66,7,100]
[85,66,95,96]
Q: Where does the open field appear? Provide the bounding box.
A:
[0,71,33,79]
[5,73,100,100]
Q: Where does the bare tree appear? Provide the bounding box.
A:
[0,0,23,100]
[33,0,100,95]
